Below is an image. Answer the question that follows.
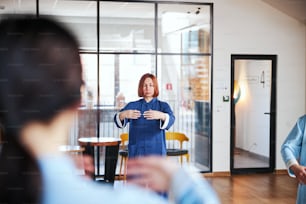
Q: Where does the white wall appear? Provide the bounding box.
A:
[213,0,305,171]
[167,0,306,172]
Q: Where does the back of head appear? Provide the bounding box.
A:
[0,15,83,203]
[0,15,83,134]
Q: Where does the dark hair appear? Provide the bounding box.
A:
[0,15,83,203]
[137,73,159,97]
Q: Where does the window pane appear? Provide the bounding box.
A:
[0,0,36,16]
[159,54,211,171]
[99,54,115,105]
[80,54,98,107]
[40,0,97,51]
[100,2,155,53]
[99,54,154,106]
[158,4,211,53]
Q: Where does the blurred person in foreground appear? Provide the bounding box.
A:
[0,15,219,204]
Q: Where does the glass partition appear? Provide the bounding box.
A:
[0,0,213,173]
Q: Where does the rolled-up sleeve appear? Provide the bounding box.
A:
[114,112,127,128]
[281,116,306,177]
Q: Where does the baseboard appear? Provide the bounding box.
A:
[274,169,288,175]
[202,169,288,177]
[203,172,231,177]
[116,170,288,180]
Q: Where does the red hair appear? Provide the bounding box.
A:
[138,73,159,97]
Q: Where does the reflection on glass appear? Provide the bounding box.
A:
[158,4,211,53]
[100,2,154,52]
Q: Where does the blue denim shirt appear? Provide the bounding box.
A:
[114,98,175,157]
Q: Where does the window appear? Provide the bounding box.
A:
[1,0,213,172]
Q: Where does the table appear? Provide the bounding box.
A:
[78,137,121,184]
[58,145,85,153]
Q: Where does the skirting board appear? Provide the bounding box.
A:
[202,169,288,177]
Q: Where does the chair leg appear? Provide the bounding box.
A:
[119,156,124,180]
[179,155,183,165]
[186,154,190,163]
[123,157,128,181]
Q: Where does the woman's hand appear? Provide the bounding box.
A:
[290,164,306,184]
[143,110,166,121]
[126,156,179,192]
[119,110,141,120]
[72,155,95,179]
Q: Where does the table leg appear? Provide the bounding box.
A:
[104,144,119,184]
[83,143,95,179]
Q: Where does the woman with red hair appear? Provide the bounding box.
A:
[114,73,175,158]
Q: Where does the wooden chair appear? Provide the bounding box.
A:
[165,132,190,164]
[118,133,128,180]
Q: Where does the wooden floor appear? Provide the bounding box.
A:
[204,173,298,204]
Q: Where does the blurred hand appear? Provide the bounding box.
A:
[72,155,95,179]
[120,110,141,120]
[291,164,306,184]
[143,110,166,120]
[126,156,179,192]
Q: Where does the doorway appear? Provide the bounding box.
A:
[230,54,277,174]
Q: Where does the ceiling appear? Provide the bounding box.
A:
[0,0,305,25]
[262,0,306,25]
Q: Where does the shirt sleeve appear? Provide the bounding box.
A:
[160,114,169,129]
[159,101,175,130]
[114,112,127,128]
[281,115,306,177]
[169,168,220,204]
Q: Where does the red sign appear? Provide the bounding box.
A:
[166,83,172,90]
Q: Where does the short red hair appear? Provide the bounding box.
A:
[138,73,159,97]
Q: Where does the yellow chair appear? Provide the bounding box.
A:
[165,132,190,164]
[118,133,128,180]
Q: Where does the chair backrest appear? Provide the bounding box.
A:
[120,133,129,149]
[165,132,189,149]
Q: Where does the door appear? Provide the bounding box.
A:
[230,54,276,174]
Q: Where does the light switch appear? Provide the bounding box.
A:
[223,95,229,102]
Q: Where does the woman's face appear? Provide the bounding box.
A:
[142,77,155,98]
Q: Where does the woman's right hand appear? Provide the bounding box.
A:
[119,110,141,120]
[290,164,306,184]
